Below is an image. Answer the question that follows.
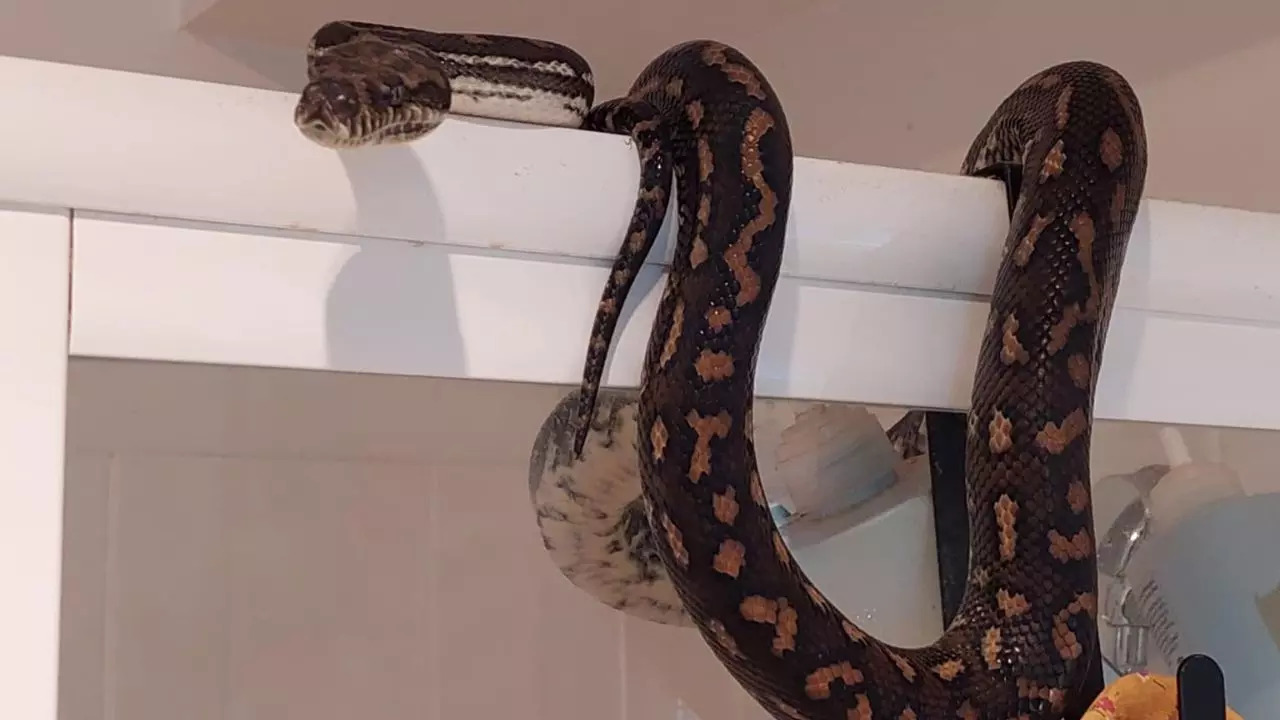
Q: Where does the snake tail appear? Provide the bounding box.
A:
[571,98,675,456]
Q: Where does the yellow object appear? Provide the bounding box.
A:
[1084,671,1244,719]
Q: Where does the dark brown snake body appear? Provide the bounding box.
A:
[291,23,1149,719]
[570,51,1148,719]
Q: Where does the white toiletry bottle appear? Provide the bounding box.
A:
[765,405,943,648]
[1112,426,1246,674]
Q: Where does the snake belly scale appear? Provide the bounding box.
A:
[569,57,1148,718]
[291,23,1148,720]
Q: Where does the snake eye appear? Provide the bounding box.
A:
[387,84,405,106]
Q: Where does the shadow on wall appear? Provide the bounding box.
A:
[319,113,802,404]
[323,144,468,378]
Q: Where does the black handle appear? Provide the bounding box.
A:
[1177,653,1227,719]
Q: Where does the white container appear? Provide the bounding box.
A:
[773,407,943,646]
[1141,492,1280,718]
[1117,429,1246,672]
[728,403,942,646]
[1093,426,1277,714]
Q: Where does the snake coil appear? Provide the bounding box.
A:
[293,23,1149,719]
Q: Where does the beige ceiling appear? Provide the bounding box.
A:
[3,0,1280,211]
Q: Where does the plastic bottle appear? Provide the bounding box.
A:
[1101,427,1246,675]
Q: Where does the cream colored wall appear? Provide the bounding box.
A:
[58,358,1276,720]
[59,360,769,720]
[0,0,296,89]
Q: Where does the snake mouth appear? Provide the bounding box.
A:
[294,100,444,149]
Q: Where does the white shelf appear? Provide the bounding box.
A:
[0,53,1270,429]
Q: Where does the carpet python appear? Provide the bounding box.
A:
[291,22,1153,718]
[555,48,1148,720]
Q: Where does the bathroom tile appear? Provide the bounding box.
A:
[621,614,745,720]
[65,359,569,466]
[58,452,112,720]
[431,458,545,718]
[65,360,240,457]
[220,457,434,720]
[432,456,626,720]
[104,453,230,720]
[529,565,625,720]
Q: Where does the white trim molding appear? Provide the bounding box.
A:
[0,53,1265,429]
[0,206,72,720]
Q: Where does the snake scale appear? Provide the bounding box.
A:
[294,21,1148,720]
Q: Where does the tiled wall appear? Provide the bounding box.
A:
[56,359,1280,720]
[59,360,770,720]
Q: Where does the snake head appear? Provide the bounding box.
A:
[294,27,453,149]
